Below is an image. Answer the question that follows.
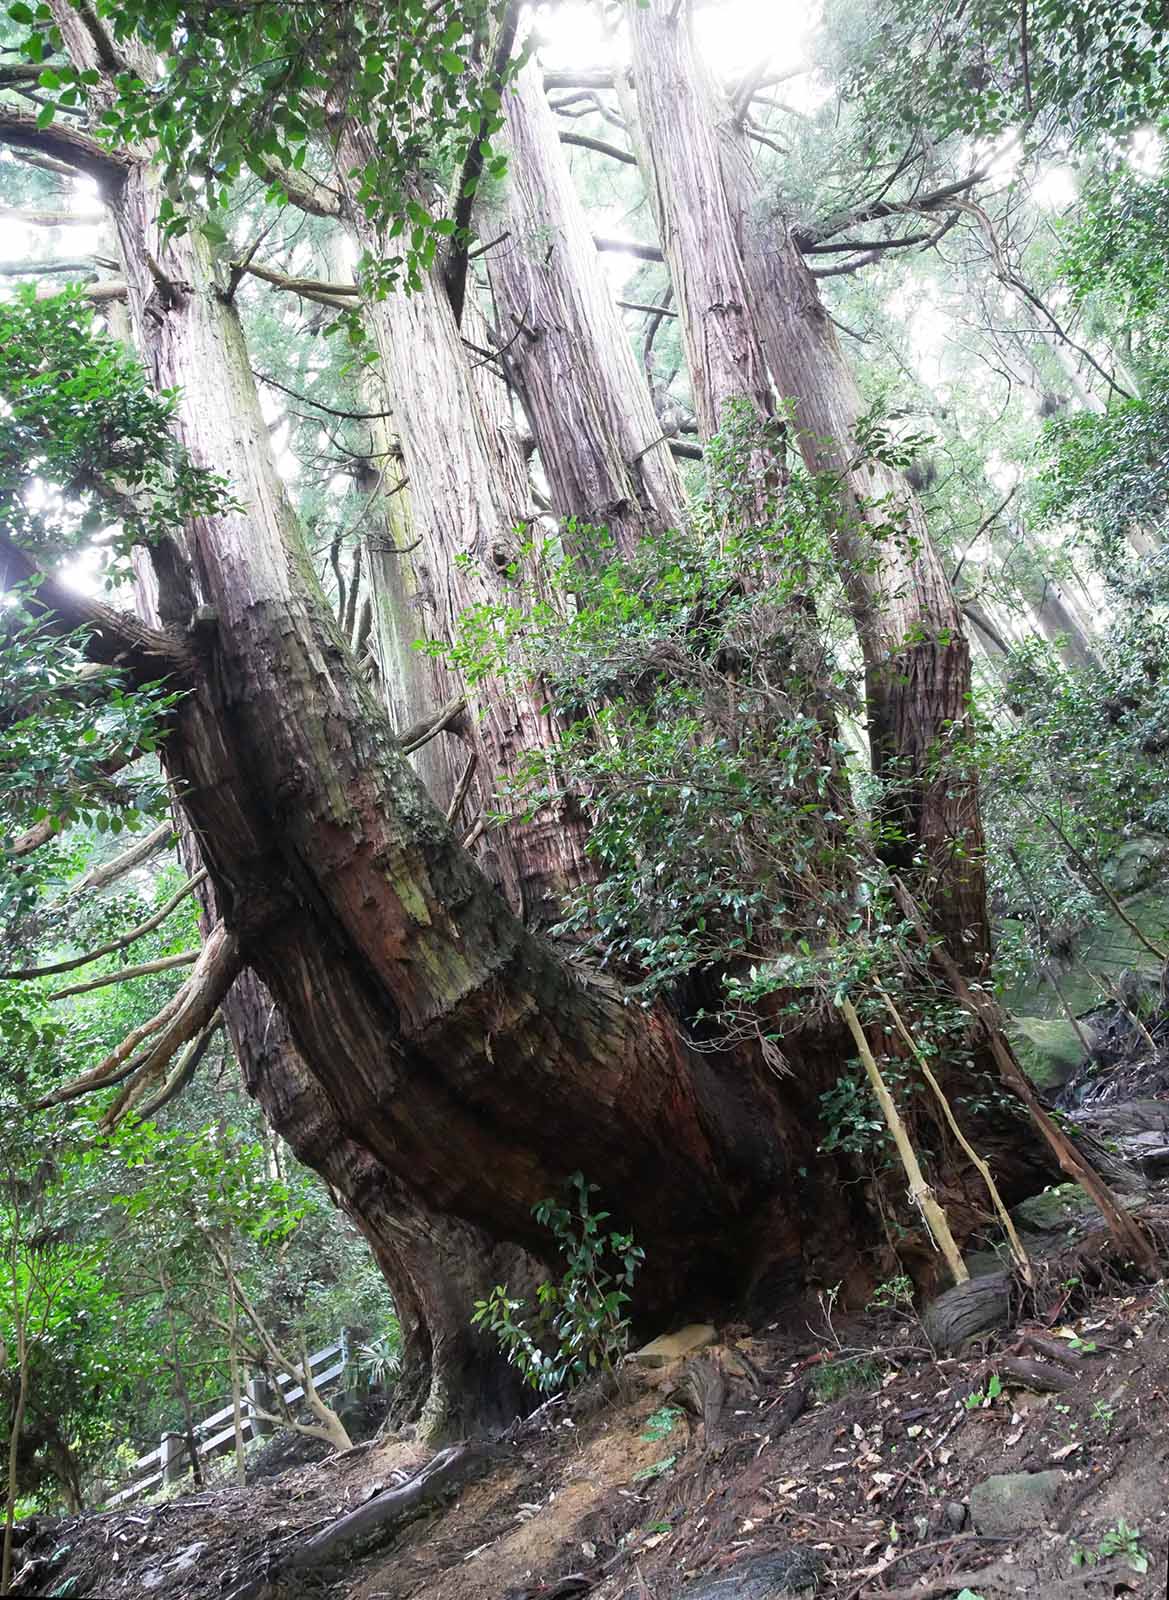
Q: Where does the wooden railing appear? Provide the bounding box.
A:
[105,1335,349,1507]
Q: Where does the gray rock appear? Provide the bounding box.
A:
[944,1500,967,1531]
[969,1470,1066,1537]
[676,1548,825,1598]
[1117,1131,1169,1177]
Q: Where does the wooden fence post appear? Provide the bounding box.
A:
[246,1374,275,1438]
[159,1431,185,1486]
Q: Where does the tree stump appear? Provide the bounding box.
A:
[922,1270,1013,1352]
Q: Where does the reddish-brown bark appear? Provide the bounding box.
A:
[0,7,1063,1446]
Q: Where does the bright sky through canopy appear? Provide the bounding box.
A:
[535,0,818,86]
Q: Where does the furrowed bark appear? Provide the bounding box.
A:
[225,970,536,1443]
[337,125,594,921]
[24,6,1054,1431]
[486,53,687,556]
[37,13,800,1320]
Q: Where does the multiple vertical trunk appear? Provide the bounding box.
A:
[336,123,592,922]
[625,0,988,962]
[486,55,687,555]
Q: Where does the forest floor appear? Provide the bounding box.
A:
[11,1187,1169,1600]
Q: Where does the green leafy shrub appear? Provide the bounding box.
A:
[472,1173,644,1394]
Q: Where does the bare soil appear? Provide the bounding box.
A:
[11,1189,1169,1600]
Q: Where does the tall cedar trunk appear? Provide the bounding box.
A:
[486,55,687,556]
[45,11,835,1328]
[336,125,593,924]
[317,230,466,811]
[615,55,772,441]
[624,0,988,964]
[617,4,1064,1240]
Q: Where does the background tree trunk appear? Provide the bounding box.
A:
[624,0,989,963]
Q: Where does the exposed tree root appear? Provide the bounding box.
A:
[222,1441,502,1600]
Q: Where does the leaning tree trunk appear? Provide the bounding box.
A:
[485,53,687,556]
[624,0,989,964]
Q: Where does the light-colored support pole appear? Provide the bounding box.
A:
[840,996,969,1287]
[876,982,1032,1285]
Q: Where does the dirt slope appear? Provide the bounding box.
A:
[11,1199,1169,1600]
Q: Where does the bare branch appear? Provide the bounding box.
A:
[543,69,617,91]
[803,171,988,247]
[444,751,478,828]
[0,105,132,189]
[399,695,467,754]
[0,258,104,277]
[558,130,636,165]
[252,369,392,423]
[239,259,359,311]
[0,533,193,682]
[5,817,56,860]
[950,485,1018,586]
[202,1234,352,1450]
[255,159,343,220]
[0,206,106,227]
[3,871,206,980]
[810,249,883,280]
[803,231,935,256]
[66,821,174,897]
[619,299,678,318]
[38,925,240,1108]
[46,950,200,1002]
[127,1011,221,1123]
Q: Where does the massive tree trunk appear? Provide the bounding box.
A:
[226,970,535,1441]
[24,8,855,1338]
[1,9,1067,1446]
[624,0,988,964]
[485,55,687,555]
